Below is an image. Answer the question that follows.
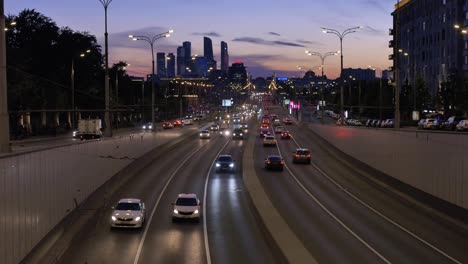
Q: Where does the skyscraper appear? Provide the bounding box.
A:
[167,53,175,78]
[156,52,166,78]
[177,46,185,76]
[204,37,216,71]
[183,41,192,69]
[221,41,229,74]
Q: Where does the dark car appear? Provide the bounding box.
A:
[264,155,284,171]
[232,128,244,139]
[260,128,271,137]
[215,155,235,172]
[443,116,463,131]
[280,131,291,139]
[292,148,311,164]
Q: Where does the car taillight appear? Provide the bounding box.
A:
[280,161,284,164]
[295,154,300,157]
[306,154,311,158]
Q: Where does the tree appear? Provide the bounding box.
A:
[414,74,432,112]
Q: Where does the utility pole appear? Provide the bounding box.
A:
[0,0,11,153]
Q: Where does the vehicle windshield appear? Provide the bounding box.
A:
[176,198,198,206]
[268,156,282,161]
[296,150,310,155]
[218,156,233,162]
[115,202,141,211]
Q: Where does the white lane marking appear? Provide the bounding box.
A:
[273,142,392,264]
[288,126,462,264]
[133,143,207,264]
[203,138,232,264]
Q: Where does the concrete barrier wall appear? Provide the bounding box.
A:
[0,132,180,264]
[309,124,468,211]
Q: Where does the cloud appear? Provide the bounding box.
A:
[232,37,305,48]
[361,0,387,13]
[192,31,222,37]
[359,25,385,36]
[268,32,281,36]
[296,39,324,46]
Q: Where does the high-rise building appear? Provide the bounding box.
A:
[194,56,208,77]
[177,46,185,76]
[156,52,166,78]
[167,53,175,78]
[228,61,247,90]
[221,41,229,74]
[391,0,464,98]
[204,37,217,72]
[183,41,192,68]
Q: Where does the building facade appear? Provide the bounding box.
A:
[177,46,185,76]
[228,61,247,90]
[221,41,229,74]
[204,37,217,71]
[183,41,192,69]
[156,52,166,78]
[167,53,175,78]
[391,0,465,98]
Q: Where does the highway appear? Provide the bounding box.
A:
[56,118,279,264]
[254,107,468,263]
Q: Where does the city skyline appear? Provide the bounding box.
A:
[6,0,396,78]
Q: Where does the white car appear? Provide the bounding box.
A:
[110,198,146,228]
[456,120,468,131]
[263,136,277,146]
[172,193,201,223]
[199,130,211,139]
[423,119,435,129]
[274,126,284,134]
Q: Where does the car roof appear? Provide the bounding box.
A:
[219,154,233,158]
[296,148,310,152]
[118,198,142,203]
[267,155,282,159]
[201,130,209,133]
[177,193,198,199]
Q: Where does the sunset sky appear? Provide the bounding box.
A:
[7,0,396,78]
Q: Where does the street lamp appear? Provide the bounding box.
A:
[128,30,173,130]
[98,0,113,137]
[305,50,338,78]
[321,25,362,121]
[0,0,11,152]
[71,49,91,129]
[368,65,385,120]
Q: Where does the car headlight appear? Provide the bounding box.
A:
[149,126,152,129]
[111,216,117,221]
[240,133,243,136]
[194,210,199,214]
[229,163,234,168]
[226,131,230,135]
[215,163,221,167]
[73,131,77,136]
[143,126,146,129]
[135,216,141,222]
[200,133,203,136]
[173,209,179,214]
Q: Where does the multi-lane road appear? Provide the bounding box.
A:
[44,105,468,263]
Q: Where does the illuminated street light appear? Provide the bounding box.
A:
[128,30,174,130]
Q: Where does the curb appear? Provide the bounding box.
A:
[242,125,318,264]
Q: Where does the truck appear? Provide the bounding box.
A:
[77,119,102,140]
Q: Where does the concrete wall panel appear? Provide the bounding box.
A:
[309,124,468,210]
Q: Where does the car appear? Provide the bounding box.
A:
[233,118,241,123]
[292,148,311,164]
[260,123,269,129]
[232,128,244,139]
[263,136,277,146]
[443,116,463,130]
[260,128,271,137]
[183,117,193,125]
[110,198,146,228]
[142,122,153,130]
[264,155,284,171]
[215,155,235,172]
[423,118,435,129]
[430,119,444,130]
[280,131,291,139]
[283,118,293,125]
[162,122,173,129]
[456,119,468,131]
[210,124,220,131]
[240,122,248,133]
[199,130,211,139]
[272,119,281,126]
[220,128,231,137]
[172,194,201,223]
[274,126,284,134]
[173,120,184,127]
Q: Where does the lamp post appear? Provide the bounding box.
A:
[0,0,11,152]
[321,26,362,122]
[369,66,385,119]
[71,49,91,129]
[129,30,173,130]
[98,0,113,137]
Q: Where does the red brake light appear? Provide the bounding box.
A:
[295,154,300,157]
[280,161,284,164]
[306,154,311,158]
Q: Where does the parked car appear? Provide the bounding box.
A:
[430,119,444,130]
[456,120,468,131]
[385,119,395,128]
[417,119,426,129]
[443,116,463,131]
[423,119,435,129]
